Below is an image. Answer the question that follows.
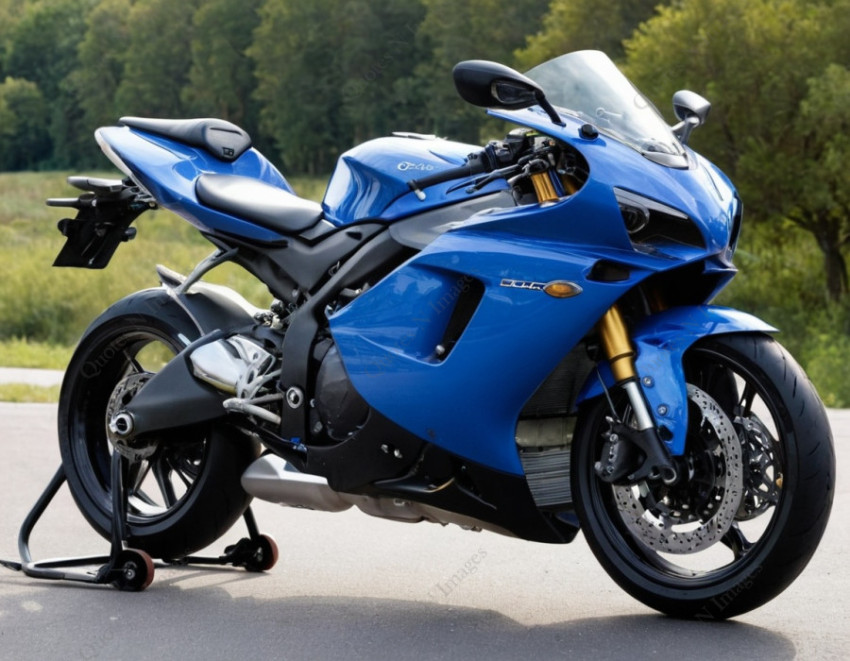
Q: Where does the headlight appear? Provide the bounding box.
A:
[614,188,705,250]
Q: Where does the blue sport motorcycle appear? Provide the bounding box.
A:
[48,51,833,617]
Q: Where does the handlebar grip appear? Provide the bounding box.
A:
[407,151,491,198]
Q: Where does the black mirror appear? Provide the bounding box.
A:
[671,90,711,144]
[453,60,565,126]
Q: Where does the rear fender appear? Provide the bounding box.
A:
[577,306,777,456]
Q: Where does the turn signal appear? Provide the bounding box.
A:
[543,281,582,298]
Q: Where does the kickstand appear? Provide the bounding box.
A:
[1,454,278,591]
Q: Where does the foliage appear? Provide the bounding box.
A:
[625,0,850,301]
[67,0,133,164]
[251,0,428,173]
[0,77,49,170]
[410,0,551,144]
[182,0,263,139]
[115,0,198,118]
[516,0,661,68]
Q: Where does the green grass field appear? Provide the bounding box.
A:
[1,171,848,406]
[0,171,326,399]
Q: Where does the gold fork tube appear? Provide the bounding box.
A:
[530,171,559,203]
[599,305,636,383]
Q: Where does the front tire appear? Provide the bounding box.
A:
[58,295,258,560]
[572,333,835,619]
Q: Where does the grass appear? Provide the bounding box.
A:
[1,171,848,406]
[0,383,61,403]
[0,170,327,401]
[0,337,72,369]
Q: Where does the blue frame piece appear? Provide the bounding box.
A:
[578,305,777,455]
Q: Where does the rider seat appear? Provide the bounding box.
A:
[195,174,323,235]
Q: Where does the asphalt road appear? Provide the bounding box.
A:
[0,403,847,660]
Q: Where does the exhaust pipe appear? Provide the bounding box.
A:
[241,455,353,512]
[241,454,514,537]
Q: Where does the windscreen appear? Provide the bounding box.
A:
[525,50,687,167]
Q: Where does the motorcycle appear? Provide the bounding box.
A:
[46,50,833,618]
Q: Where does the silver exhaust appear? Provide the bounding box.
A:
[241,454,353,512]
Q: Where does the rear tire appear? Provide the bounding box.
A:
[58,297,258,560]
[572,333,835,619]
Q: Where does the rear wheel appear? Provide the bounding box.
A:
[572,333,835,619]
[58,301,258,560]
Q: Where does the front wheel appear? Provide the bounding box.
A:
[572,333,835,619]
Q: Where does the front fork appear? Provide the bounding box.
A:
[596,305,678,484]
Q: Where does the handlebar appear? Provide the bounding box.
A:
[407,141,518,200]
[407,151,493,200]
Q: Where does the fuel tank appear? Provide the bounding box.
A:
[322,134,509,226]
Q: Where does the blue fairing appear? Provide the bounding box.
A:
[330,228,645,475]
[328,110,748,474]
[578,306,776,455]
[97,126,294,243]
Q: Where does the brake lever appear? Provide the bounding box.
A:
[464,163,522,194]
[505,158,551,187]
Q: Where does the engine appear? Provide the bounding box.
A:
[188,333,369,444]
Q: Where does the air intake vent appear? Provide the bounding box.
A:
[520,446,571,507]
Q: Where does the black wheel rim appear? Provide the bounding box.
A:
[66,324,208,526]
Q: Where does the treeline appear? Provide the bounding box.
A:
[0,0,659,174]
[2,0,850,299]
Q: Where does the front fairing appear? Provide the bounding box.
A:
[487,105,739,263]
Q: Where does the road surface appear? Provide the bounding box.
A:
[0,403,847,660]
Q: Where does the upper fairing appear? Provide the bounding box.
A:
[487,106,738,258]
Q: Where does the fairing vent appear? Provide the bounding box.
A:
[516,343,593,508]
[614,188,705,251]
[520,446,571,507]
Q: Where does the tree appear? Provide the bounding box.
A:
[182,0,263,135]
[625,0,850,300]
[335,0,427,145]
[412,0,551,143]
[250,0,427,174]
[250,0,349,174]
[3,0,96,167]
[115,0,198,117]
[0,1,25,79]
[515,0,663,69]
[67,0,133,163]
[0,77,49,170]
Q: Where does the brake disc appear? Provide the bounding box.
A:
[612,384,744,554]
[105,371,157,460]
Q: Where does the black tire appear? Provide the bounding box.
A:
[58,294,258,560]
[572,332,835,619]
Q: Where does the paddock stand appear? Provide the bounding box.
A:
[0,453,278,591]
